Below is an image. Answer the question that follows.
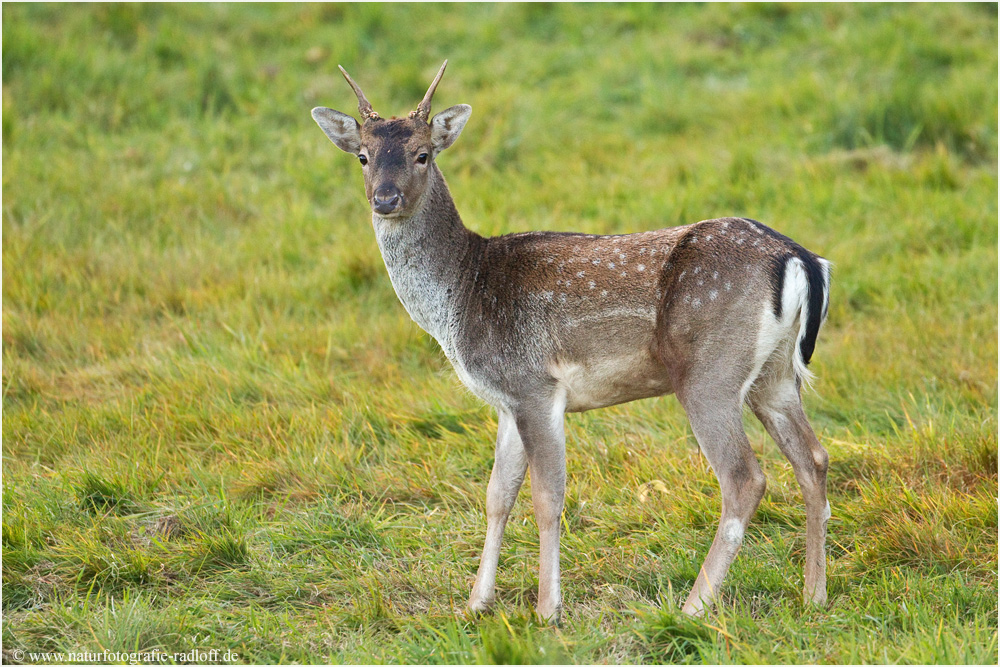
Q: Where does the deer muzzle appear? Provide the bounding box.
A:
[373,185,403,215]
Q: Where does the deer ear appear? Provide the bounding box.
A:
[430,104,472,153]
[311,107,362,154]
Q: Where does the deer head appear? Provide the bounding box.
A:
[311,61,472,218]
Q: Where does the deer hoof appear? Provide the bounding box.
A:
[804,588,828,608]
[535,603,562,627]
[462,597,494,620]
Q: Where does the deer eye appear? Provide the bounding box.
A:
[358,154,368,166]
[416,153,429,165]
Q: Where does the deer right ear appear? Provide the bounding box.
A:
[430,105,472,153]
[311,107,362,154]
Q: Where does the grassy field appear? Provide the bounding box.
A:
[2,3,997,664]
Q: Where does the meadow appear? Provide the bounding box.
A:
[2,3,997,664]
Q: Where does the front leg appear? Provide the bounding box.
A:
[513,393,567,625]
[467,411,528,614]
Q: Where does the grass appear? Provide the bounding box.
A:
[3,3,997,664]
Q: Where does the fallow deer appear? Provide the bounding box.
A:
[311,61,832,624]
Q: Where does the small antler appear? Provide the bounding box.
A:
[410,60,448,122]
[338,65,380,121]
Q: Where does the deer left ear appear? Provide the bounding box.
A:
[312,107,362,154]
[430,105,472,153]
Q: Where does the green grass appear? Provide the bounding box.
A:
[3,3,997,664]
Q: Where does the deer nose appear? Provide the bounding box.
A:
[373,185,403,214]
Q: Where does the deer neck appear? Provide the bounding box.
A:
[371,164,479,353]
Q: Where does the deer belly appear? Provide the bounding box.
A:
[548,351,673,412]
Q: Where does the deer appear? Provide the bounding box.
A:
[311,61,832,625]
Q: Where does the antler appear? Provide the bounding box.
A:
[410,60,448,122]
[338,65,380,121]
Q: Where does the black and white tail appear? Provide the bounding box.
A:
[741,218,832,401]
[785,251,832,386]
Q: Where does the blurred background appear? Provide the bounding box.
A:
[3,4,997,663]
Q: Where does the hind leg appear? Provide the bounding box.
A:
[749,378,830,606]
[675,385,767,617]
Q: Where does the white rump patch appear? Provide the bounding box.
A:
[740,257,812,403]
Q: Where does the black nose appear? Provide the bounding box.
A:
[373,185,402,214]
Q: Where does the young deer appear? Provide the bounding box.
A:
[312,62,832,624]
